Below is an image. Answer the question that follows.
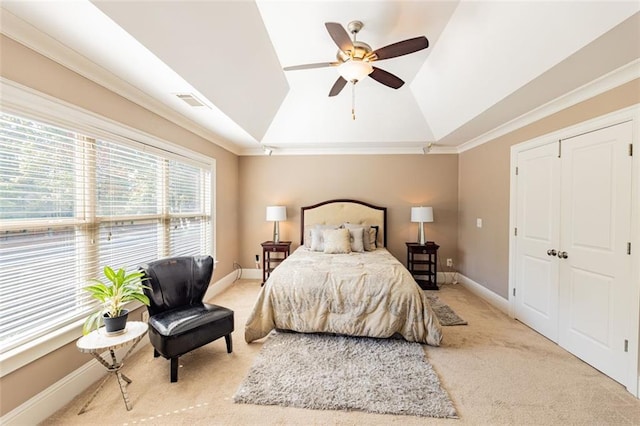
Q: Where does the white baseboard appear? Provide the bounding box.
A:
[437,271,458,285]
[203,269,239,302]
[2,270,237,426]
[455,273,510,315]
[241,268,262,280]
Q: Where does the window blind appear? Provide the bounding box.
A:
[0,112,212,353]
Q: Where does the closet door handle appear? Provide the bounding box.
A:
[547,249,557,256]
[558,251,568,259]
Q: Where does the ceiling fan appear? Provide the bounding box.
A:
[283,20,429,118]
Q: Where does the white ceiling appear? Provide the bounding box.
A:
[1,1,639,156]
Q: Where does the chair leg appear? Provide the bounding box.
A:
[170,357,179,383]
[225,334,233,353]
[154,349,160,358]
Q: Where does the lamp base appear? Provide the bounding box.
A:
[417,223,426,246]
[273,221,280,243]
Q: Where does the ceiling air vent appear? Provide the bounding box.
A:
[175,93,209,108]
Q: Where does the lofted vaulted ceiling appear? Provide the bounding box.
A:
[1,1,639,155]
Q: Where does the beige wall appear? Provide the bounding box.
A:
[238,154,459,269]
[458,79,640,299]
[0,35,240,415]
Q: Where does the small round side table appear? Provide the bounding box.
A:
[76,321,148,414]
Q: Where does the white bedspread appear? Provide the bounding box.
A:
[244,247,443,346]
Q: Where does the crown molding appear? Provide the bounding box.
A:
[457,59,640,154]
[0,9,241,155]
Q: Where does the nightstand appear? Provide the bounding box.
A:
[406,242,439,290]
[261,241,291,285]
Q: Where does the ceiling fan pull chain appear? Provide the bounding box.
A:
[352,83,356,120]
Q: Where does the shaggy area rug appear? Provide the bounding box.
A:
[233,332,457,418]
[426,294,468,326]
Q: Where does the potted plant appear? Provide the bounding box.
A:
[82,266,150,335]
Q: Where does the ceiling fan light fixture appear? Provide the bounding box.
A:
[337,60,373,83]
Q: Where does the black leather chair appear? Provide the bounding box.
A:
[139,256,234,382]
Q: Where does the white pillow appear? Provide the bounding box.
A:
[323,228,351,254]
[347,227,365,252]
[303,225,314,248]
[310,228,325,251]
[309,224,339,251]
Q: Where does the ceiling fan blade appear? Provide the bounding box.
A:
[369,36,429,61]
[369,67,404,89]
[283,62,339,71]
[328,76,348,97]
[325,22,353,53]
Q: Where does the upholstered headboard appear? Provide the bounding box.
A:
[300,199,387,247]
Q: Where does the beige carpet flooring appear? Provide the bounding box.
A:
[44,280,640,425]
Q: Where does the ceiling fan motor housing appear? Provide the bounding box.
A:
[336,41,373,63]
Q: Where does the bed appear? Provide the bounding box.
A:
[244,199,442,346]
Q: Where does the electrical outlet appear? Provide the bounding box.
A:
[141,310,149,322]
[446,258,453,267]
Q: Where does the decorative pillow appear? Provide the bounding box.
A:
[348,227,365,252]
[342,223,371,251]
[303,225,314,248]
[369,226,379,248]
[309,224,339,251]
[310,228,325,251]
[323,228,351,254]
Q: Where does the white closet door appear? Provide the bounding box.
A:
[514,143,561,341]
[558,121,633,384]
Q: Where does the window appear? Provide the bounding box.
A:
[0,111,212,354]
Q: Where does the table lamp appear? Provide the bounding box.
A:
[411,206,433,245]
[266,206,287,243]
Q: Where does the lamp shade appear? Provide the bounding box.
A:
[411,206,433,223]
[266,206,287,222]
[337,60,373,82]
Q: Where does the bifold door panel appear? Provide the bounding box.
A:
[557,122,632,385]
[515,143,560,342]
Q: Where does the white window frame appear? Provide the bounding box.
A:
[0,78,216,376]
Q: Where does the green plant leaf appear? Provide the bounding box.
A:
[129,293,150,306]
[104,266,116,283]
